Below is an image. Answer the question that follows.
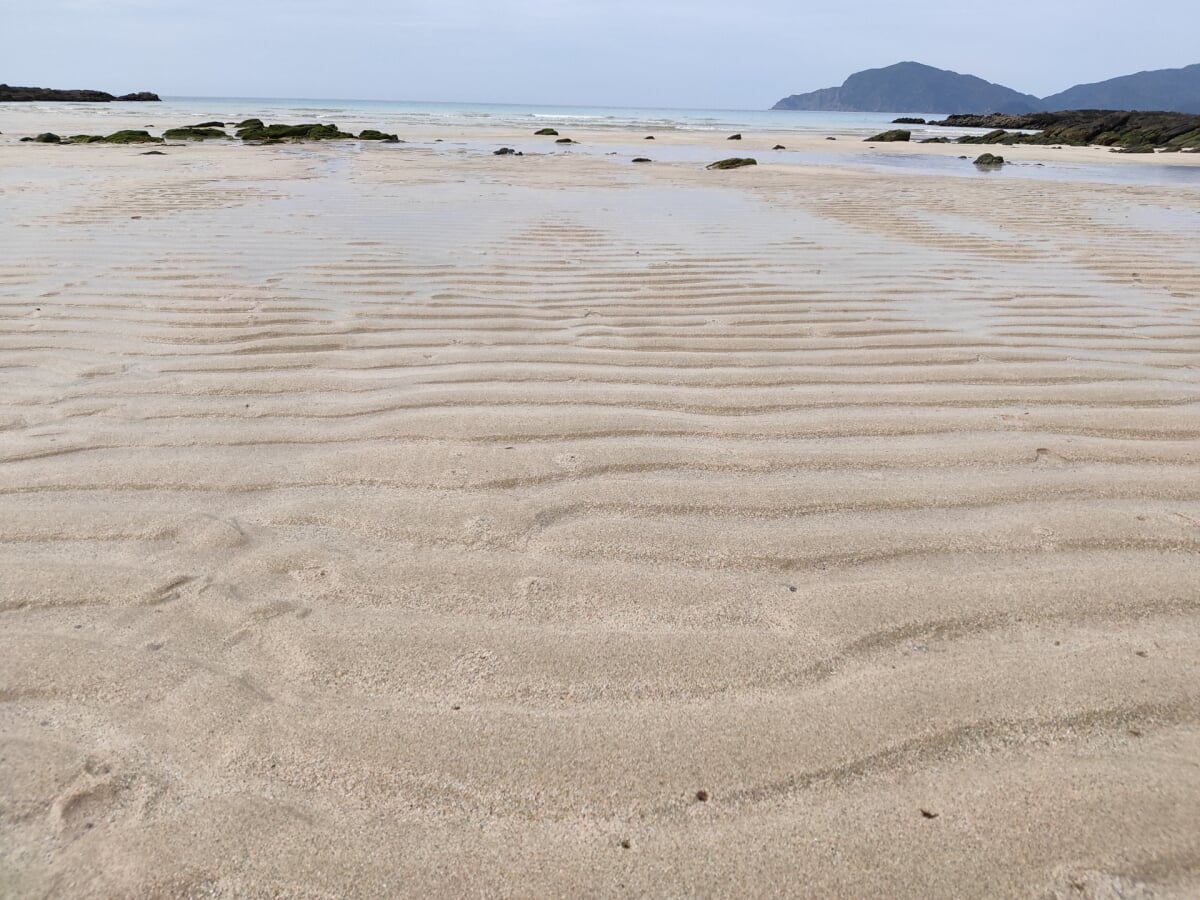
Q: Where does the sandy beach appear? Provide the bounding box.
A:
[1,114,1199,897]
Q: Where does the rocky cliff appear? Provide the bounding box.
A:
[0,84,160,102]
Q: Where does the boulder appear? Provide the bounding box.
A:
[359,129,400,142]
[555,138,577,144]
[237,122,355,142]
[864,129,911,142]
[163,127,228,140]
[706,157,757,170]
[892,117,926,124]
[644,135,655,140]
[973,153,1005,166]
[632,157,652,163]
[534,128,559,136]
[34,132,62,143]
[727,133,742,140]
[493,147,521,155]
[193,121,226,128]
[772,144,786,150]
[101,130,163,144]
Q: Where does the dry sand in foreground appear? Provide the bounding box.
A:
[1,129,1199,898]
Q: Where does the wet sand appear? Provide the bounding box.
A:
[1,123,1199,898]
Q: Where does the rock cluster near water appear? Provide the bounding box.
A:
[865,129,911,142]
[22,130,162,144]
[17,121,405,146]
[936,110,1200,151]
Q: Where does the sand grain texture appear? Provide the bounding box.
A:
[1,136,1199,898]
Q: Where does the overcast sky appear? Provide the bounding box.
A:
[5,0,1197,108]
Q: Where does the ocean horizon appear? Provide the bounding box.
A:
[24,94,947,138]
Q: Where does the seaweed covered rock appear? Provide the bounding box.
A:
[236,118,264,130]
[358,129,400,142]
[101,130,163,144]
[555,138,577,144]
[892,117,926,124]
[706,157,757,170]
[865,129,911,142]
[63,130,162,144]
[973,153,1005,166]
[34,132,62,143]
[772,144,786,150]
[493,147,521,156]
[194,120,226,128]
[163,127,228,140]
[534,128,559,136]
[237,122,355,142]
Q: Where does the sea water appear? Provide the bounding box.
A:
[7,96,1199,187]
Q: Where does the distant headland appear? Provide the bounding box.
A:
[0,84,160,102]
[772,61,1200,114]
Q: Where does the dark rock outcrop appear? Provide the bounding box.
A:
[632,157,652,163]
[534,128,559,136]
[706,157,757,170]
[358,129,400,142]
[865,129,911,142]
[892,117,926,124]
[941,110,1200,150]
[0,84,160,102]
[727,133,742,140]
[34,132,61,143]
[493,147,521,156]
[555,138,576,144]
[973,153,1005,166]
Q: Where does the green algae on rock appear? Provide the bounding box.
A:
[236,122,356,142]
[163,127,229,141]
[865,129,911,142]
[706,157,757,170]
